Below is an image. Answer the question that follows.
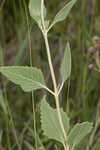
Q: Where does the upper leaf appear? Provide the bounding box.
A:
[50,0,77,29]
[29,0,46,27]
[60,42,71,83]
[0,66,45,92]
[40,96,70,144]
[68,122,93,150]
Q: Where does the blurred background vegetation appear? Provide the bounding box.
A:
[0,0,100,150]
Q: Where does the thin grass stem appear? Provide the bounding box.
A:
[24,1,38,149]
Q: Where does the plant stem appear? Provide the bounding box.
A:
[41,0,57,93]
[55,94,69,150]
[43,33,69,149]
[43,33,57,93]
[86,115,100,150]
[41,1,69,150]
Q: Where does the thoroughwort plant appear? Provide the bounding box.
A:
[0,0,93,150]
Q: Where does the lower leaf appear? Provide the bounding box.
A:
[68,122,93,150]
[40,96,70,145]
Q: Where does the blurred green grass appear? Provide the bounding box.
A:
[0,0,100,150]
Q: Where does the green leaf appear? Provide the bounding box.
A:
[75,136,88,150]
[0,89,7,113]
[60,42,71,83]
[50,0,77,29]
[0,130,3,144]
[24,141,35,150]
[94,144,100,150]
[40,96,70,144]
[0,66,46,92]
[0,44,4,66]
[92,139,100,150]
[68,122,93,150]
[29,0,46,27]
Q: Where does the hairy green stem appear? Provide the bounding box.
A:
[43,33,57,92]
[41,1,69,150]
[41,0,57,93]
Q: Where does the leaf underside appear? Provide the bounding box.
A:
[51,0,77,27]
[0,66,45,92]
[29,0,46,28]
[60,42,71,83]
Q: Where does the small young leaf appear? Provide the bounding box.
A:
[0,89,7,113]
[50,0,77,29]
[0,66,46,92]
[60,42,71,83]
[29,0,46,27]
[40,96,70,144]
[68,122,93,150]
